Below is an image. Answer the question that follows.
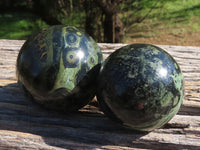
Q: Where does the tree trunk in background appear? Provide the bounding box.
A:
[104,14,115,43]
[70,0,73,12]
[0,0,124,42]
[115,14,124,43]
[83,0,104,42]
[84,0,97,39]
[32,0,62,25]
[94,0,124,43]
[104,13,124,43]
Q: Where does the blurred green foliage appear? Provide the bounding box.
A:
[122,0,200,41]
[0,0,199,41]
[0,12,47,39]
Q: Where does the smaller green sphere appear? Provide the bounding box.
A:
[97,44,184,131]
[16,25,103,112]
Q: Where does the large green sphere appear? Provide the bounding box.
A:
[97,44,184,131]
[17,25,103,112]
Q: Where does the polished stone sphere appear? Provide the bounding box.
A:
[17,25,103,112]
[97,44,184,131]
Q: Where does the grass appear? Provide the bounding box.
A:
[124,0,200,45]
[0,12,48,40]
[126,0,200,34]
[0,0,199,45]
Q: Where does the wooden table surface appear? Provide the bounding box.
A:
[0,40,199,150]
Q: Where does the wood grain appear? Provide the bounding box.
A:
[0,40,200,150]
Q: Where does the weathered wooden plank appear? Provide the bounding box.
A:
[0,40,200,149]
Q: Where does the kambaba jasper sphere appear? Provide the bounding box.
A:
[17,25,103,112]
[97,44,184,131]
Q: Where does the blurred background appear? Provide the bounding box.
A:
[0,0,199,45]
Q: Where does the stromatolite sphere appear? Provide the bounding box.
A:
[97,44,184,131]
[16,25,103,112]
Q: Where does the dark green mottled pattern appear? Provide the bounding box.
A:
[17,25,103,112]
[97,44,184,131]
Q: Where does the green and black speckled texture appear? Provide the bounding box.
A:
[17,25,103,112]
[97,44,184,131]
